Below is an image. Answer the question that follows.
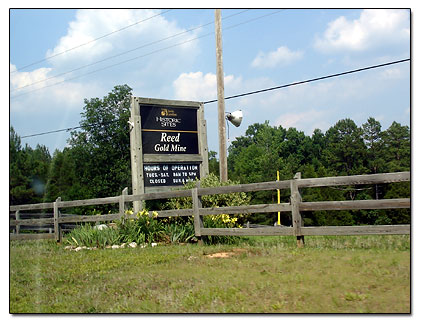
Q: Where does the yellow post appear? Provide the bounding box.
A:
[277,170,281,225]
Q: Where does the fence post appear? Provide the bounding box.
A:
[119,187,128,218]
[15,210,20,234]
[54,197,62,243]
[290,172,304,247]
[192,184,204,245]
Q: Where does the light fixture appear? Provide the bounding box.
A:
[225,110,243,127]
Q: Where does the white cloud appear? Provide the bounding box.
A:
[10,9,202,113]
[274,109,329,133]
[231,61,409,136]
[314,9,410,53]
[251,46,303,68]
[46,9,199,68]
[10,63,101,112]
[10,9,206,152]
[173,71,243,101]
[381,67,405,80]
[10,64,50,88]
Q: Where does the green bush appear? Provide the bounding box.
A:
[165,173,251,244]
[119,209,164,244]
[65,174,252,247]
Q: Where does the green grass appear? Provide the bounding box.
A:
[10,235,410,313]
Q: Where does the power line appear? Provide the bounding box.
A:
[21,119,122,139]
[11,9,282,99]
[11,9,251,92]
[21,126,84,139]
[20,58,410,139]
[10,9,173,74]
[203,58,411,104]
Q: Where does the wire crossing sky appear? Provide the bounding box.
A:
[20,58,410,139]
[9,9,174,74]
[10,10,282,99]
[10,8,411,154]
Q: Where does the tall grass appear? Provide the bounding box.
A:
[10,235,410,313]
[163,223,195,244]
[66,206,247,248]
[66,224,121,248]
[66,218,196,248]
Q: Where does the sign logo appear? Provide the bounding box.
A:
[156,109,181,128]
[140,104,199,154]
[161,108,178,117]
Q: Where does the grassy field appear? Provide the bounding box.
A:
[9,235,410,313]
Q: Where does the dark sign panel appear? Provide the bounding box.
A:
[140,105,198,131]
[143,163,200,187]
[140,104,199,154]
[141,131,198,154]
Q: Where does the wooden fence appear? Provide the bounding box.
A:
[9,171,411,245]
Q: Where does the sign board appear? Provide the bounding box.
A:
[140,104,199,154]
[143,163,200,187]
[129,97,209,208]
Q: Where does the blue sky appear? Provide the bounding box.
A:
[3,4,422,322]
[9,7,411,155]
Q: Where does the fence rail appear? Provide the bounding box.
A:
[9,172,411,245]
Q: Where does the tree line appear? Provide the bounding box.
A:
[225,117,410,226]
[10,85,410,226]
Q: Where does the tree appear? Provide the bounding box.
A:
[362,117,385,174]
[229,121,287,183]
[322,118,367,176]
[66,84,133,200]
[310,128,326,170]
[45,148,88,202]
[208,151,219,176]
[228,122,317,225]
[380,121,411,224]
[382,121,410,172]
[10,127,51,205]
[362,117,386,200]
[10,127,32,204]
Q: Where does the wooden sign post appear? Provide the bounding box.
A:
[129,97,209,211]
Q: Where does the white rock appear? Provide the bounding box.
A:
[94,224,108,230]
[111,245,120,249]
[151,243,158,247]
[128,242,137,248]
[74,247,82,252]
[140,243,147,248]
[120,243,126,248]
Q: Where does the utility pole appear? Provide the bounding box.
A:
[215,9,228,182]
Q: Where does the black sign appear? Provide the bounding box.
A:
[143,163,200,187]
[140,104,199,154]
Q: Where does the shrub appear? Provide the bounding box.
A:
[164,173,251,244]
[118,209,164,244]
[65,174,251,247]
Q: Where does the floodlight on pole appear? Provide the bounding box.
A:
[225,110,243,127]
